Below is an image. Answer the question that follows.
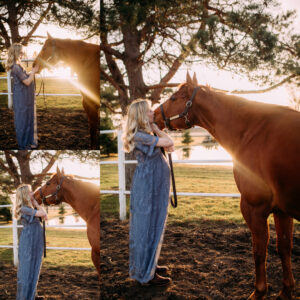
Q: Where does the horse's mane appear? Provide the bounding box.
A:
[53,38,99,49]
[179,82,216,95]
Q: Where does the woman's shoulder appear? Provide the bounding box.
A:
[11,63,24,72]
[134,130,158,147]
[20,205,35,215]
[135,130,153,138]
[134,130,152,140]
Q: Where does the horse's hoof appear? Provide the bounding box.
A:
[276,288,293,300]
[247,291,266,300]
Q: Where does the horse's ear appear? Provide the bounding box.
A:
[186,71,193,86]
[193,72,198,86]
[61,167,65,175]
[47,32,52,39]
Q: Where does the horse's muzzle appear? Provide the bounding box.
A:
[153,108,165,130]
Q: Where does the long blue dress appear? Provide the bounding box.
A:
[129,131,170,283]
[17,206,44,300]
[11,64,37,150]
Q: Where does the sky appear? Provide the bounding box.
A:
[156,0,300,108]
[21,0,299,106]
[30,153,100,186]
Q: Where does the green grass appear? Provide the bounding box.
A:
[0,72,82,110]
[0,228,92,267]
[100,162,300,230]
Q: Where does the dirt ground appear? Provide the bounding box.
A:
[0,264,99,299]
[0,107,91,149]
[100,218,300,300]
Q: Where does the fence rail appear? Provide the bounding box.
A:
[0,204,90,266]
[0,59,81,108]
[100,129,240,220]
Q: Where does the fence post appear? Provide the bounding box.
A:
[12,217,18,266]
[7,70,12,109]
[117,130,126,220]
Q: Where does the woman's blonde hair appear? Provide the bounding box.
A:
[5,43,23,71]
[123,99,153,153]
[14,184,32,220]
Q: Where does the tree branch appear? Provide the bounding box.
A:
[2,151,20,187]
[32,150,61,190]
[147,83,180,89]
[100,43,124,59]
[149,9,208,101]
[0,20,10,48]
[101,101,121,114]
[229,74,298,94]
[100,67,127,97]
[22,2,53,46]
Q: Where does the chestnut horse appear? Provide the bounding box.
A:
[33,33,100,149]
[154,72,300,300]
[34,167,100,278]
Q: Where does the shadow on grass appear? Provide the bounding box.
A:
[0,263,99,299]
[100,217,300,300]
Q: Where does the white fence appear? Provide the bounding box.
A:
[0,204,90,267]
[100,129,240,220]
[0,59,81,108]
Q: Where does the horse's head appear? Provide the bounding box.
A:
[34,167,66,206]
[154,72,200,130]
[33,33,60,73]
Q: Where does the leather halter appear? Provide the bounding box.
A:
[39,176,65,206]
[160,87,200,131]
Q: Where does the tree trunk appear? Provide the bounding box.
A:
[16,151,34,184]
[121,26,149,188]
[7,2,21,44]
[122,26,147,101]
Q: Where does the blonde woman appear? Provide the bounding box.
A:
[123,99,174,286]
[14,184,47,300]
[6,43,39,149]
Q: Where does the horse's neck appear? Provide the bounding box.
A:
[193,90,264,154]
[57,40,94,74]
[61,178,98,222]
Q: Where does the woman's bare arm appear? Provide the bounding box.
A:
[31,195,48,219]
[151,123,174,148]
[22,65,39,86]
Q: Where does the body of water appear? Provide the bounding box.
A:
[173,144,233,165]
[47,214,86,229]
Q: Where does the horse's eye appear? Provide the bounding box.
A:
[171,95,176,101]
[46,181,50,185]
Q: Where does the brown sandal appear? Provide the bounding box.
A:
[147,273,171,286]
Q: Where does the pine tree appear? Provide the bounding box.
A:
[101,0,300,114]
[182,130,194,146]
[58,203,66,224]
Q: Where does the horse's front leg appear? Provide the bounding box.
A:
[86,222,100,279]
[241,197,270,300]
[91,247,100,280]
[273,212,295,300]
[82,96,99,149]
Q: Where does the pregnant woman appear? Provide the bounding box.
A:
[6,43,39,149]
[14,184,47,299]
[123,99,174,286]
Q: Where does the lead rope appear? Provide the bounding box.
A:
[43,219,46,257]
[168,152,178,208]
[155,133,178,208]
[34,73,47,112]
